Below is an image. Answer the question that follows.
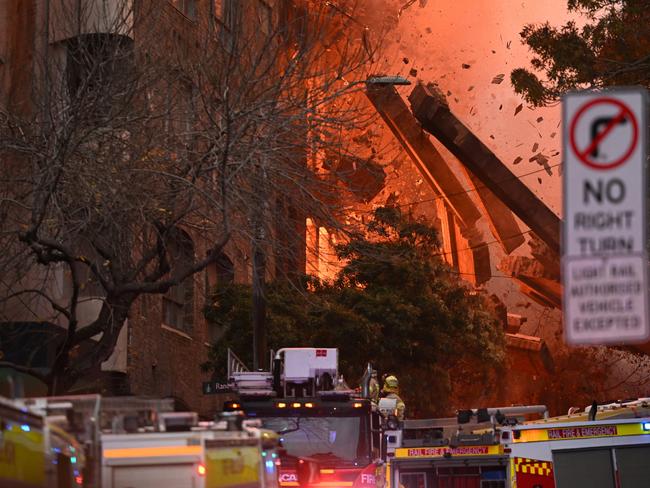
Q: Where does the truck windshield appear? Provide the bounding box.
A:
[261,416,369,466]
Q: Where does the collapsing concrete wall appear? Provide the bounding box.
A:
[409,82,561,255]
[365,84,492,284]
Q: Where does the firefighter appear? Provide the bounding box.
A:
[381,375,405,420]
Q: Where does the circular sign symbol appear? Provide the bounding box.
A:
[569,97,639,170]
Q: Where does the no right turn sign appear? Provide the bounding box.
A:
[563,88,649,345]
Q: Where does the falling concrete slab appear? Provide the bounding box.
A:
[365,84,482,230]
[366,84,524,255]
[409,83,561,255]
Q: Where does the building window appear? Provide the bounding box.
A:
[163,229,195,334]
[173,0,197,20]
[66,33,133,123]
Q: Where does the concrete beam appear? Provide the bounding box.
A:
[409,83,561,254]
[365,84,482,230]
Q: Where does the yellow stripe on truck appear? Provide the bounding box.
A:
[206,446,261,488]
[103,445,202,458]
[395,444,503,458]
[514,422,648,443]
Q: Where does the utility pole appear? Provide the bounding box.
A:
[251,241,267,371]
[251,159,268,371]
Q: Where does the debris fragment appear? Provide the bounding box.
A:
[536,116,543,123]
[499,104,503,110]
[532,142,539,152]
[513,156,523,165]
[398,0,418,17]
[468,85,474,91]
[403,57,409,64]
[446,90,452,96]
[506,41,512,49]
[514,103,523,116]
[491,74,505,84]
[530,153,552,175]
[490,135,495,140]
[537,177,542,184]
[425,27,432,33]
[462,63,471,69]
[550,132,556,138]
[409,68,418,77]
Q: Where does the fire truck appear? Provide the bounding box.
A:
[0,395,86,487]
[387,405,548,488]
[224,348,386,488]
[388,400,650,488]
[504,398,650,488]
[19,394,280,488]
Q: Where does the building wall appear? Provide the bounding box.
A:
[0,0,302,416]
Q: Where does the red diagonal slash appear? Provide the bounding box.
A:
[579,109,627,160]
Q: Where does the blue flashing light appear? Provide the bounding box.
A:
[265,460,275,471]
[20,424,30,432]
[642,421,650,431]
[71,456,77,464]
[262,451,267,457]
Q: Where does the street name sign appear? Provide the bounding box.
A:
[563,88,649,345]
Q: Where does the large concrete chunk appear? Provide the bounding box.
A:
[409,83,561,254]
[365,84,482,230]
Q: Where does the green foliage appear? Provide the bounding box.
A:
[203,207,505,416]
[512,0,650,105]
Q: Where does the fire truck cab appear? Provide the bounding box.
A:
[224,348,386,488]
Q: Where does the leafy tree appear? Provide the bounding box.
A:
[204,207,505,416]
[511,0,650,106]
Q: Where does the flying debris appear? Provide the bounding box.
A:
[513,156,523,165]
[403,57,410,64]
[462,63,471,69]
[529,153,552,175]
[550,132,556,138]
[499,104,503,110]
[491,74,505,84]
[398,0,418,17]
[514,103,523,116]
[468,85,474,91]
[409,68,418,77]
[506,40,512,49]
[532,142,539,152]
[536,116,543,122]
[537,177,542,184]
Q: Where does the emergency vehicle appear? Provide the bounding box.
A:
[504,398,650,488]
[101,412,280,488]
[224,348,386,488]
[0,395,86,487]
[19,394,280,488]
[388,406,547,488]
